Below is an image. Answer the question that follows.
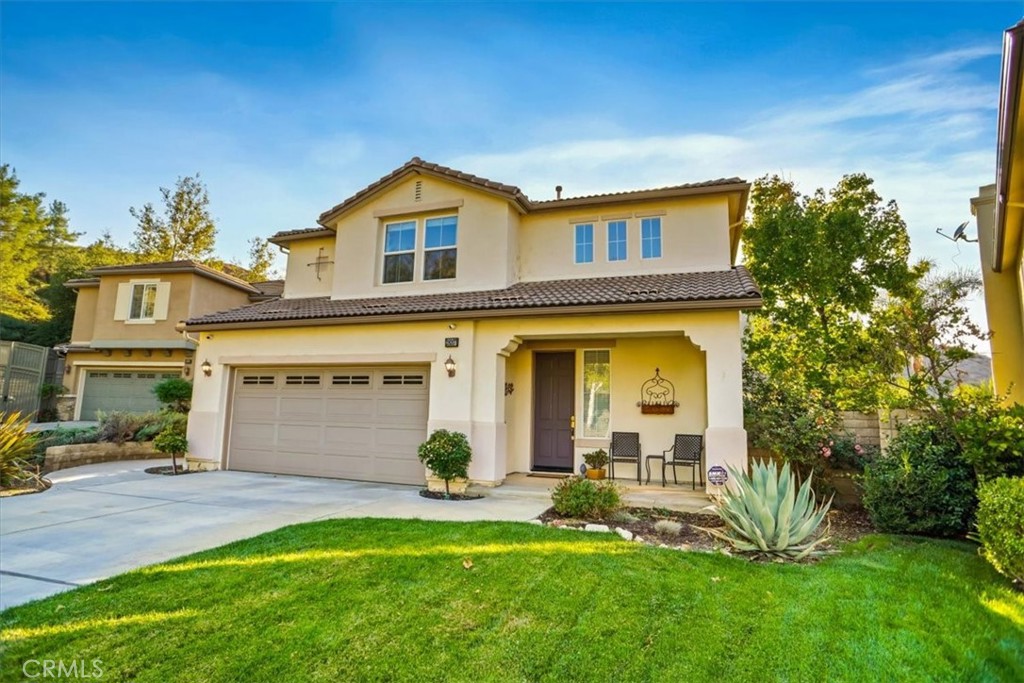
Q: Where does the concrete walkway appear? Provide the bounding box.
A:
[0,460,551,610]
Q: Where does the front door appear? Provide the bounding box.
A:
[533,352,575,471]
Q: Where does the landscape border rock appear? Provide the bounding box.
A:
[44,442,164,473]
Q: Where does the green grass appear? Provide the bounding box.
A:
[1,520,1021,682]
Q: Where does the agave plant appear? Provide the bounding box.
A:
[698,459,832,560]
[1,412,39,488]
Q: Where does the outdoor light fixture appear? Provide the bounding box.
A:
[201,359,213,377]
[444,355,456,378]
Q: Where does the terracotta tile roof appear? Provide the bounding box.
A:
[268,227,335,244]
[85,260,258,293]
[318,157,531,225]
[185,267,761,328]
[531,178,748,206]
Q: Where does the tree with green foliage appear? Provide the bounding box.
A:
[130,173,217,262]
[246,237,278,281]
[153,377,193,414]
[417,429,472,498]
[742,173,927,409]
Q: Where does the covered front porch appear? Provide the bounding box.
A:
[497,472,714,513]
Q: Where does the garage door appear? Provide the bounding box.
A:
[79,370,180,419]
[228,367,429,485]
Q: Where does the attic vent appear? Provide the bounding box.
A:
[490,295,523,303]
[414,180,423,202]
[627,289,660,297]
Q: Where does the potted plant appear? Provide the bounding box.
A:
[583,448,609,480]
[418,429,472,498]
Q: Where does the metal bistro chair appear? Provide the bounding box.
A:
[646,434,704,489]
[608,431,642,485]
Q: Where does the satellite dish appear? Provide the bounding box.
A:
[936,221,977,243]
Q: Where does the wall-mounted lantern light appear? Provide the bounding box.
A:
[444,355,456,378]
[201,359,213,377]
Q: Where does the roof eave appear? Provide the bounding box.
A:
[85,264,258,294]
[268,229,336,246]
[994,20,1024,273]
[184,297,763,332]
[526,182,751,213]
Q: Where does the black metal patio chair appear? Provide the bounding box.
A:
[609,431,642,485]
[645,434,704,489]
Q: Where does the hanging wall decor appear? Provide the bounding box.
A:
[637,367,679,414]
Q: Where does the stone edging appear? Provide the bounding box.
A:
[44,442,164,473]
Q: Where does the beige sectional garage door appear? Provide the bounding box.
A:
[228,367,429,485]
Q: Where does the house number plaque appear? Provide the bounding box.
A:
[445,337,459,348]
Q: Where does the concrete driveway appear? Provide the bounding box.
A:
[0,460,551,610]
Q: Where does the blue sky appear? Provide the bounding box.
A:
[2,1,1020,324]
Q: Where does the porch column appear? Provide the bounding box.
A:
[695,316,747,493]
[466,346,509,486]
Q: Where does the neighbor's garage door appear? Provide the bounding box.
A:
[228,367,429,485]
[79,370,179,419]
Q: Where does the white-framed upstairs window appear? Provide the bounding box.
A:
[423,216,457,280]
[575,223,594,264]
[641,217,662,259]
[607,220,627,261]
[129,283,158,320]
[383,220,416,284]
[582,350,611,438]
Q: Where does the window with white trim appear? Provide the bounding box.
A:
[129,283,158,320]
[582,350,610,438]
[641,217,662,259]
[574,224,594,264]
[383,221,416,284]
[423,216,457,280]
[607,220,627,261]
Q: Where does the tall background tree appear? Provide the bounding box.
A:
[130,173,217,262]
[742,173,927,409]
[245,237,278,281]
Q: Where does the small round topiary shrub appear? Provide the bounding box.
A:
[551,476,621,519]
[417,429,472,497]
[861,422,976,537]
[975,476,1024,585]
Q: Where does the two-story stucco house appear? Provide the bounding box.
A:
[61,261,273,420]
[184,158,761,489]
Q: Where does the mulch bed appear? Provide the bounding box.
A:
[536,505,876,555]
[419,490,484,501]
[144,465,198,476]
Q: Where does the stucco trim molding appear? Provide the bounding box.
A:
[372,199,465,219]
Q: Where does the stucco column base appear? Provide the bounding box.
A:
[704,426,747,494]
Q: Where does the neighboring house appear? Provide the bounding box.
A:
[973,19,1024,406]
[184,158,761,488]
[61,261,270,420]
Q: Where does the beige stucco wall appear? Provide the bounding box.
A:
[89,273,194,342]
[69,286,99,345]
[187,276,253,320]
[187,309,745,490]
[974,185,1024,404]
[324,175,519,298]
[282,236,335,299]
[516,195,732,282]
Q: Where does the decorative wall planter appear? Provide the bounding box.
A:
[637,368,680,415]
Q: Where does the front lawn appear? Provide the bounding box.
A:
[1,519,1021,682]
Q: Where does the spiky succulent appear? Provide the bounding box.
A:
[698,459,832,560]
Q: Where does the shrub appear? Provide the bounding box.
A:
[153,377,193,413]
[955,399,1024,480]
[654,519,682,536]
[697,459,832,560]
[825,433,877,472]
[1,412,38,488]
[550,476,621,518]
[582,448,608,470]
[975,477,1024,584]
[861,421,976,537]
[96,411,164,444]
[417,429,472,497]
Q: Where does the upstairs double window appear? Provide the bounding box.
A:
[129,283,158,320]
[382,215,458,284]
[573,216,662,265]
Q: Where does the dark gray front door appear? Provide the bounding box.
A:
[533,352,575,471]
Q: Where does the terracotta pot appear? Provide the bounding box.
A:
[585,468,606,480]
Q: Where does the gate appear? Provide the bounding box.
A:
[0,341,48,419]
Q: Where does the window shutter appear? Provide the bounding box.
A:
[113,283,132,321]
[153,282,171,320]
